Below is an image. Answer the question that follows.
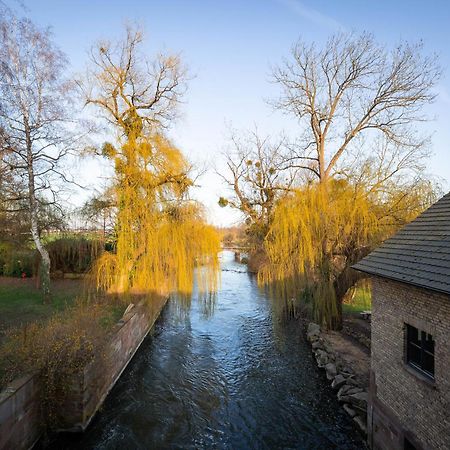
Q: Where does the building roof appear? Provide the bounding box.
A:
[353,192,450,295]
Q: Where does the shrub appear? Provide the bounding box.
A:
[0,243,35,277]
[0,296,121,428]
[46,237,104,275]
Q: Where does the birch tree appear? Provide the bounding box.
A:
[0,10,76,301]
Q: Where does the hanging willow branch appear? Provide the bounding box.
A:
[81,27,220,300]
[259,178,437,328]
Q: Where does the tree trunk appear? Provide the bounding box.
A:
[332,298,343,330]
[30,213,51,303]
[318,140,326,182]
[332,263,367,330]
[26,122,51,303]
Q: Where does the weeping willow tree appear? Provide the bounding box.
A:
[81,27,220,300]
[259,178,437,328]
[253,32,441,328]
[259,181,371,326]
[94,132,220,297]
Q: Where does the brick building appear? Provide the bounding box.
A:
[353,192,450,450]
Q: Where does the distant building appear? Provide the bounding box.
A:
[353,192,450,450]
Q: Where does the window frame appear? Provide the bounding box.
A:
[404,323,435,381]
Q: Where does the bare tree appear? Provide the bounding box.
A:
[79,25,194,219]
[272,32,440,183]
[0,9,78,301]
[218,129,296,250]
[79,25,188,134]
[81,187,116,238]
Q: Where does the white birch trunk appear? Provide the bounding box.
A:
[26,122,51,302]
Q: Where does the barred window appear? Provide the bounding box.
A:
[405,323,434,379]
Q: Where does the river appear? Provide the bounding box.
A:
[49,251,365,449]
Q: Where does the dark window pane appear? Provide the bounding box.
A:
[407,325,419,345]
[423,333,434,353]
[422,351,434,376]
[405,323,435,379]
[407,342,421,366]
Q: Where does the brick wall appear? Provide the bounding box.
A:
[60,296,167,431]
[0,374,41,450]
[370,277,450,450]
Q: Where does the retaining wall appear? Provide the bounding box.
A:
[0,374,41,450]
[0,296,167,449]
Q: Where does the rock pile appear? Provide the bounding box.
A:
[306,322,368,435]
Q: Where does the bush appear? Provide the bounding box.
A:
[0,243,35,277]
[0,297,121,428]
[46,237,104,275]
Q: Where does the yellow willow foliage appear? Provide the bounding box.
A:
[93,131,220,300]
[259,180,378,326]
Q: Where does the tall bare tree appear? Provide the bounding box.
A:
[257,32,442,327]
[218,129,296,257]
[272,32,440,183]
[0,9,77,301]
[80,26,188,134]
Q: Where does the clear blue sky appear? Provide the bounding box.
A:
[11,0,450,225]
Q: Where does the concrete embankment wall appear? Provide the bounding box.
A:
[0,297,167,450]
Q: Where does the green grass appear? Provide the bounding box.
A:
[342,284,371,315]
[0,277,83,332]
[0,276,130,390]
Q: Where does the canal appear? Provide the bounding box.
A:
[49,251,365,449]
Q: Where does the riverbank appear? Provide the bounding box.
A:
[0,295,168,450]
[307,322,370,437]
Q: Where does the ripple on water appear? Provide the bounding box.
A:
[47,251,365,450]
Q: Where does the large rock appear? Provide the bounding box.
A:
[315,349,329,367]
[325,363,337,380]
[343,404,357,418]
[353,415,367,434]
[337,385,363,402]
[337,384,356,397]
[343,376,359,387]
[307,323,321,341]
[311,340,323,351]
[340,366,355,377]
[331,374,346,390]
[347,391,368,410]
[322,341,334,354]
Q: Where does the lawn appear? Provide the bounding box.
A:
[0,276,129,389]
[342,282,372,315]
[0,277,84,334]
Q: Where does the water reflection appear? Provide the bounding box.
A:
[49,251,364,449]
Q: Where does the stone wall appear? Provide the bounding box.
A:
[369,277,450,450]
[0,296,167,449]
[307,323,369,435]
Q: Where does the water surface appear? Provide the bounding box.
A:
[50,251,364,449]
